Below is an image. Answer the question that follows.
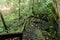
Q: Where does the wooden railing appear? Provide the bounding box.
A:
[0,33,23,40]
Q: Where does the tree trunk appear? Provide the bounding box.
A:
[0,11,8,33]
[53,0,60,39]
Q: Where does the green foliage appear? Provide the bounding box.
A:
[0,0,59,40]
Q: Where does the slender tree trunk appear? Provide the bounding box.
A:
[0,11,8,33]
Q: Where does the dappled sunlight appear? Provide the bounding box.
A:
[0,3,13,12]
[0,5,11,11]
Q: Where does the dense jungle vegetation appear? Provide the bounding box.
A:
[0,0,60,40]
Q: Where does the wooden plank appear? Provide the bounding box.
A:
[0,33,22,40]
